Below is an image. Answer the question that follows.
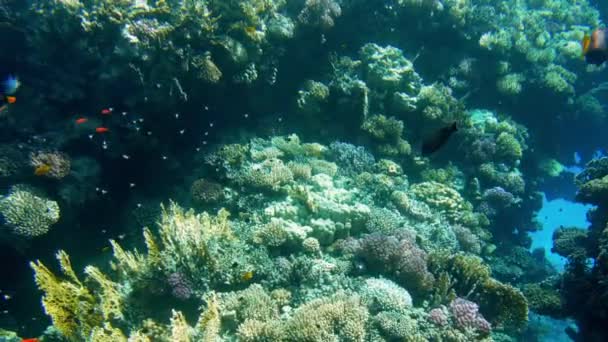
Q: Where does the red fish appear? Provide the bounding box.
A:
[101,108,112,115]
[75,117,88,124]
[6,96,16,104]
[95,127,109,133]
[22,338,39,342]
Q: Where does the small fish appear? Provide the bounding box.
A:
[241,271,254,281]
[582,28,608,65]
[421,122,458,155]
[5,96,16,104]
[34,164,51,176]
[244,26,257,35]
[22,338,39,342]
[75,117,88,124]
[2,75,20,95]
[100,108,112,115]
[0,105,6,113]
[95,127,109,133]
[101,246,111,253]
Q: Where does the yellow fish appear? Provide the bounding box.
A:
[241,271,254,281]
[34,164,51,176]
[582,32,591,58]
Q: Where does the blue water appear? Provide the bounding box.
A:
[530,194,592,271]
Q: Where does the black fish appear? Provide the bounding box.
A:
[421,122,457,155]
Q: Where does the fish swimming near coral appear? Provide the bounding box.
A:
[421,122,458,155]
[34,164,51,176]
[582,28,608,65]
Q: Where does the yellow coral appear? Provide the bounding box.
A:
[30,251,101,340]
[89,323,127,342]
[195,292,221,342]
[170,310,192,342]
[84,266,123,320]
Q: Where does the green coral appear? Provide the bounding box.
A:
[297,80,330,115]
[361,115,412,157]
[240,159,294,191]
[410,181,473,224]
[359,43,422,91]
[478,279,529,330]
[495,132,523,164]
[522,283,563,317]
[0,185,60,237]
[551,227,588,261]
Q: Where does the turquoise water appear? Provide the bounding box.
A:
[531,194,592,271]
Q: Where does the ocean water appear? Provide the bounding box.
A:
[531,194,592,271]
[0,1,608,341]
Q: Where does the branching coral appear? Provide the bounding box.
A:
[0,185,60,237]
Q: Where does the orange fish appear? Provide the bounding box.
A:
[34,164,51,176]
[582,33,591,57]
[6,96,16,104]
[22,338,39,342]
[582,28,608,65]
[95,127,109,133]
[75,117,88,124]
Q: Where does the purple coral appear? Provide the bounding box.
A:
[358,233,433,292]
[329,142,375,175]
[469,137,496,163]
[449,298,492,334]
[359,233,401,267]
[478,186,518,217]
[429,306,449,326]
[167,272,193,300]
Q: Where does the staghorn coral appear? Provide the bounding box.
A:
[0,185,60,237]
